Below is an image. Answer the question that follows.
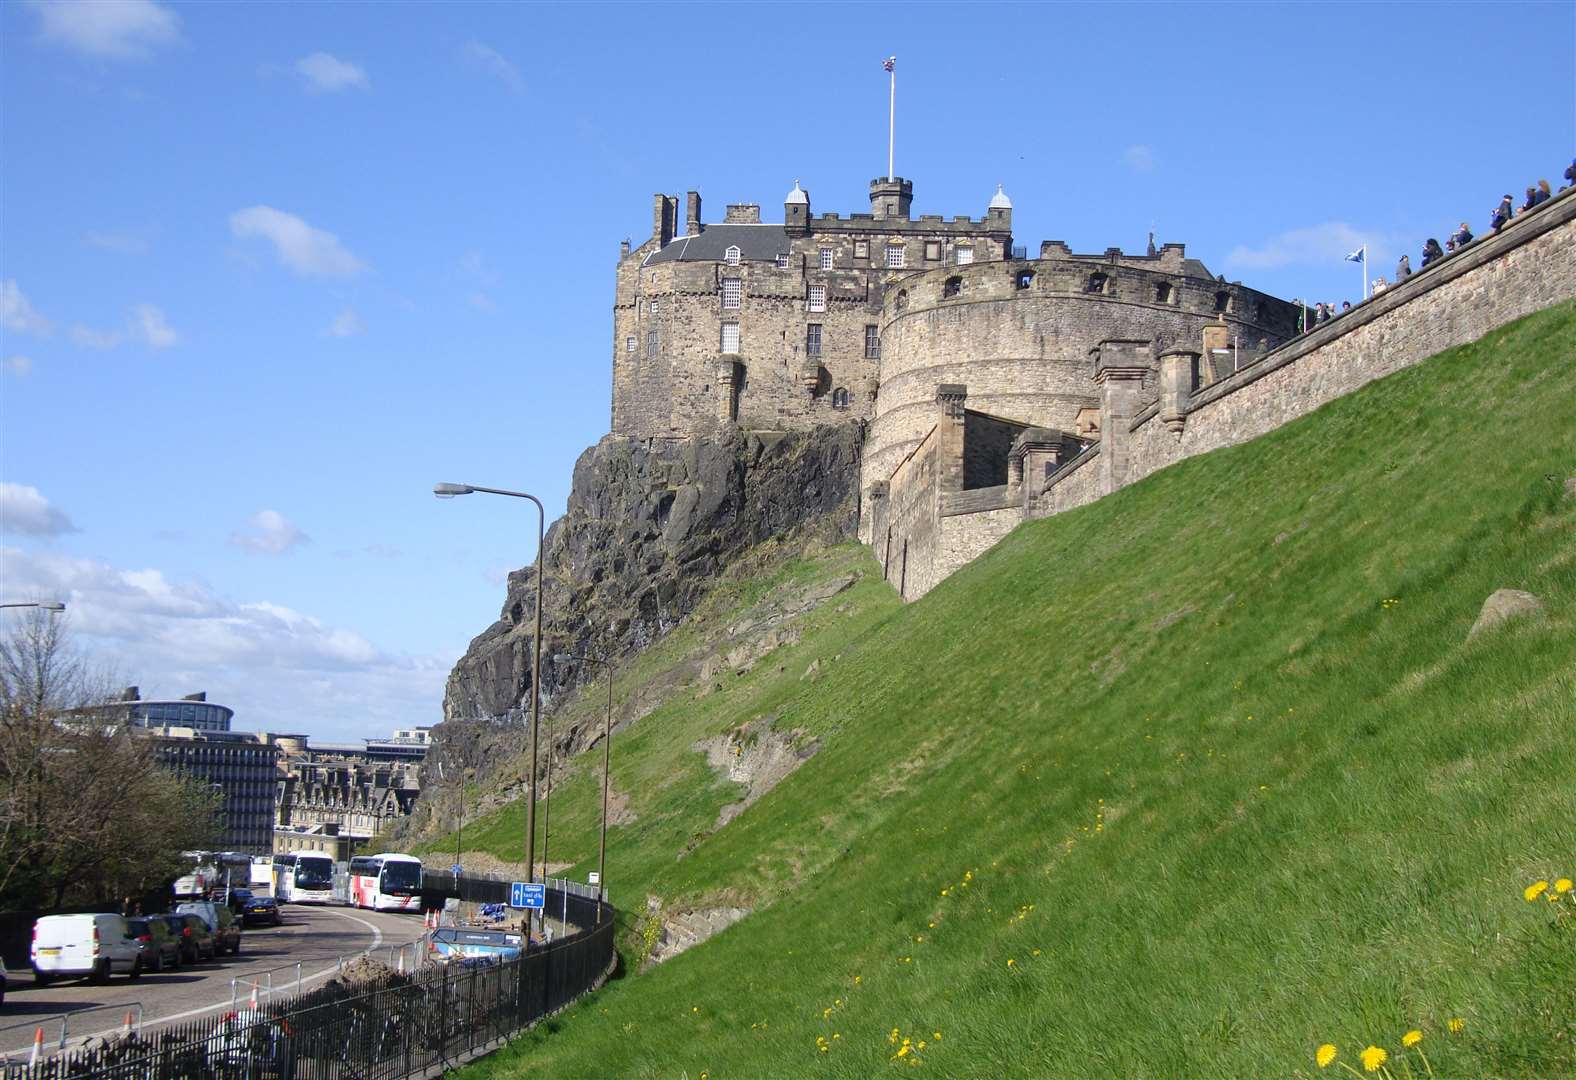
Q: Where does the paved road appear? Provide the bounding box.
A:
[0,904,426,1055]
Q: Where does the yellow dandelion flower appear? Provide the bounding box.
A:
[940,889,949,897]
[1006,958,1016,967]
[819,1044,829,1053]
[691,1006,699,1013]
[1032,948,1042,957]
[915,935,924,943]
[1525,880,1549,901]
[835,998,843,1007]
[854,975,862,985]
[833,1033,840,1040]
[933,1031,942,1040]
[1360,1045,1388,1072]
[1315,1043,1337,1068]
[895,1045,910,1058]
[1447,1018,1464,1034]
[917,1040,926,1050]
[822,1007,832,1019]
[1402,1030,1422,1047]
[890,1028,900,1044]
[1556,878,1573,894]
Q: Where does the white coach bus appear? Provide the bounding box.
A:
[347,853,423,912]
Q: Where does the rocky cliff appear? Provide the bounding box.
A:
[439,424,863,739]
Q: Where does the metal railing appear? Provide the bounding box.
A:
[4,887,616,1079]
[0,1005,143,1065]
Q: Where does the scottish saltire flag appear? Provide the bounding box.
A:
[1345,246,1366,262]
[883,56,896,72]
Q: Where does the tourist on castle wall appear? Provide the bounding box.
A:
[1421,239,1445,268]
[1563,160,1575,191]
[1535,179,1552,204]
[1491,195,1514,232]
[1452,222,1474,247]
[1522,186,1541,212]
[1340,301,1352,314]
[1396,254,1412,281]
[1371,276,1389,295]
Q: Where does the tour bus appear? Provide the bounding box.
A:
[172,852,218,899]
[273,852,336,904]
[347,853,423,912]
[249,855,275,898]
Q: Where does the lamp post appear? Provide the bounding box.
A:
[0,601,66,611]
[433,482,546,900]
[552,652,614,924]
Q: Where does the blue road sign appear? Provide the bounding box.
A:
[509,882,546,910]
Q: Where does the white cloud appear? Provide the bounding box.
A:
[66,303,178,350]
[326,308,364,337]
[463,41,524,95]
[1226,222,1403,271]
[3,356,34,377]
[229,206,367,278]
[228,510,310,555]
[0,483,79,537]
[28,0,180,60]
[296,51,369,93]
[2,279,53,335]
[85,229,151,254]
[1,544,447,738]
[1123,144,1155,172]
[132,303,178,347]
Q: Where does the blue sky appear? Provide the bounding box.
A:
[2,1,1572,740]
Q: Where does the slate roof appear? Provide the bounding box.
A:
[642,224,791,266]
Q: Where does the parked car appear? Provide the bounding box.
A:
[159,913,216,964]
[31,914,144,984]
[227,889,281,926]
[125,916,183,973]
[176,901,241,956]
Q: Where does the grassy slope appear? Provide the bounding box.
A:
[466,301,1576,1078]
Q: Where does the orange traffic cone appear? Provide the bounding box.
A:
[248,980,260,1010]
[122,1012,134,1037]
[29,1027,43,1067]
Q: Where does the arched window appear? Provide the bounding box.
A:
[1087,272,1108,294]
[724,245,741,266]
[895,289,909,311]
[1214,290,1231,313]
[1015,269,1035,290]
[1154,282,1173,304]
[943,276,963,299]
[832,387,851,409]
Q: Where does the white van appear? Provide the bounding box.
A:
[31,914,145,984]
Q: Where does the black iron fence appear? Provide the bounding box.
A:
[4,886,615,1080]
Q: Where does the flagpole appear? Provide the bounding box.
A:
[1362,247,1368,301]
[887,63,895,181]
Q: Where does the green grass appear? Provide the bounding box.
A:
[459,301,1576,1078]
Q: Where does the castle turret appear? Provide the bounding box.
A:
[785,180,810,235]
[987,184,1013,232]
[870,176,913,220]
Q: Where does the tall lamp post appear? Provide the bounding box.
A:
[0,602,66,611]
[433,482,546,895]
[552,652,614,924]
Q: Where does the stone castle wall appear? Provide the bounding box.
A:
[862,255,1301,527]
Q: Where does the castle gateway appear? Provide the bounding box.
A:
[611,174,1303,596]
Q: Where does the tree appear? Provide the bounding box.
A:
[0,609,222,910]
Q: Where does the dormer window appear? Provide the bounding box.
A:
[724,245,741,266]
[956,246,974,265]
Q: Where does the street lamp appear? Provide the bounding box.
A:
[552,652,614,924]
[433,482,546,893]
[0,601,66,611]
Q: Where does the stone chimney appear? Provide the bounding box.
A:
[651,193,677,247]
[685,191,703,237]
[724,204,762,224]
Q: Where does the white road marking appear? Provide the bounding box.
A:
[2,907,415,1056]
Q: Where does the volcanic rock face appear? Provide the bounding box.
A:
[439,424,862,733]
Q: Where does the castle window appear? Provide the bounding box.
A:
[646,330,658,359]
[805,324,822,357]
[650,299,659,314]
[722,278,742,310]
[956,246,974,265]
[720,322,740,354]
[625,335,636,353]
[885,244,906,269]
[808,285,826,312]
[724,245,741,266]
[925,240,941,261]
[1214,290,1231,313]
[943,276,963,299]
[854,240,869,260]
[775,252,790,270]
[1155,282,1173,304]
[895,289,908,311]
[1087,272,1108,294]
[832,387,851,409]
[1015,269,1035,290]
[864,325,881,359]
[819,247,834,270]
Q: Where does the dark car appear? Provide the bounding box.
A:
[224,888,282,926]
[159,913,216,964]
[126,917,183,973]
